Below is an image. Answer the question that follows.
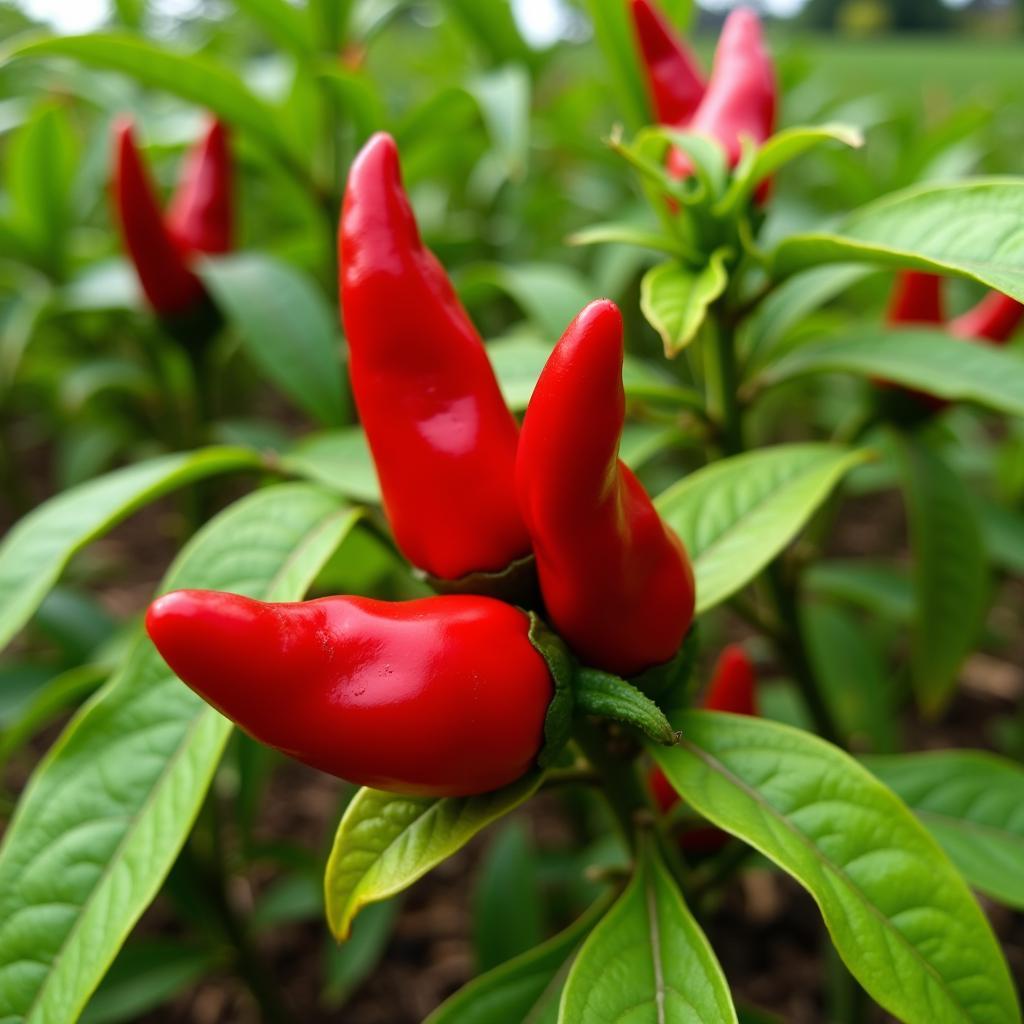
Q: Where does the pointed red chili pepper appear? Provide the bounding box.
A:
[515,299,695,678]
[629,0,705,126]
[339,133,530,582]
[146,590,553,797]
[167,118,233,256]
[650,644,758,848]
[112,116,233,317]
[667,8,776,182]
[951,290,1024,343]
[887,271,945,326]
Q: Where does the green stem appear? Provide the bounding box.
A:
[704,315,744,455]
[573,721,691,890]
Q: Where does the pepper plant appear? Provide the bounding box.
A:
[1,1,1024,1022]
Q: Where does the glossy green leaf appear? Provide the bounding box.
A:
[559,840,736,1024]
[719,123,863,213]
[0,485,360,1024]
[759,329,1024,418]
[568,222,679,256]
[652,712,1021,1024]
[864,751,1024,911]
[199,254,347,427]
[426,894,613,1024]
[656,445,871,613]
[894,435,989,715]
[641,250,730,357]
[0,447,264,653]
[325,774,542,941]
[805,560,914,623]
[6,33,301,166]
[772,180,1024,302]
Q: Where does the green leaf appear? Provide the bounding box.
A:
[559,839,737,1024]
[772,179,1024,302]
[282,427,380,503]
[656,445,871,613]
[6,33,301,167]
[426,894,613,1024]
[742,265,870,374]
[0,485,360,1024]
[468,66,530,181]
[0,447,264,653]
[894,435,989,716]
[441,0,529,66]
[233,0,313,55]
[323,898,399,1007]
[653,712,1021,1024]
[198,254,347,427]
[805,560,914,623]
[473,822,543,972]
[325,774,542,941]
[641,251,730,357]
[579,0,648,130]
[864,751,1024,911]
[719,123,863,214]
[758,329,1024,418]
[6,103,77,275]
[974,495,1024,576]
[801,602,896,753]
[80,941,219,1024]
[568,222,679,256]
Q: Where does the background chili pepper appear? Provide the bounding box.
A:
[516,299,695,678]
[146,589,552,797]
[667,8,776,186]
[629,0,705,125]
[951,289,1024,342]
[112,117,232,318]
[340,133,530,582]
[886,270,945,326]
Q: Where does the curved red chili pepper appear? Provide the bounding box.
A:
[339,133,530,581]
[887,271,945,326]
[112,116,233,317]
[516,299,695,677]
[951,290,1024,343]
[167,117,233,256]
[668,8,775,182]
[650,644,758,851]
[113,118,206,316]
[629,0,705,126]
[146,590,552,797]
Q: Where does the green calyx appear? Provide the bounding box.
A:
[421,552,540,607]
[530,615,682,766]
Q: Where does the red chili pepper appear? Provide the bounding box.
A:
[146,590,553,797]
[340,133,530,582]
[629,0,705,126]
[112,116,233,316]
[951,290,1024,343]
[650,644,758,847]
[887,271,944,326]
[667,8,776,183]
[516,299,695,677]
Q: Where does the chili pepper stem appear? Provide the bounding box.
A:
[572,720,691,891]
[704,314,745,455]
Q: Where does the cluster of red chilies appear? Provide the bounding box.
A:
[142,3,782,799]
[112,116,233,317]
